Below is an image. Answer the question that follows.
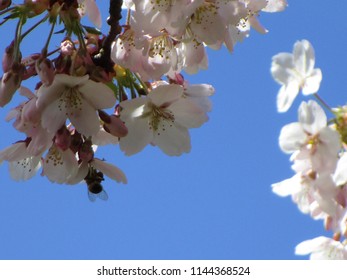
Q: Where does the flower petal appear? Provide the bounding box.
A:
[42,146,79,184]
[169,98,208,128]
[119,116,152,155]
[36,78,65,110]
[41,98,67,134]
[276,81,300,113]
[333,152,347,186]
[149,84,183,106]
[295,236,329,256]
[279,122,306,153]
[152,123,191,156]
[263,0,287,12]
[302,68,322,95]
[68,97,101,137]
[272,174,301,197]
[79,80,116,109]
[293,40,315,76]
[298,100,326,135]
[93,158,127,184]
[271,52,295,85]
[9,156,41,181]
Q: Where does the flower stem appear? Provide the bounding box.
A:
[314,93,334,114]
[0,6,15,17]
[42,18,56,56]
[133,72,148,95]
[13,16,24,63]
[21,14,49,40]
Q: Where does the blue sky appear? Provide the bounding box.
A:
[0,1,345,260]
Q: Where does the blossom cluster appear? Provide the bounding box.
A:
[271,40,347,259]
[0,0,286,201]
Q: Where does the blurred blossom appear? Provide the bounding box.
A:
[271,40,322,112]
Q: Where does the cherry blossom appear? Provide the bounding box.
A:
[295,236,347,260]
[271,40,322,112]
[119,83,209,156]
[0,0,290,203]
[36,74,116,137]
[279,100,340,174]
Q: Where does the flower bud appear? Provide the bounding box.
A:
[0,0,11,11]
[0,63,25,107]
[99,110,128,138]
[35,58,55,86]
[60,38,75,56]
[55,126,71,151]
[2,42,14,72]
[24,0,49,16]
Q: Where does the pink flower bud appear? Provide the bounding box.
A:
[2,42,14,72]
[0,63,25,107]
[35,58,55,86]
[60,39,75,56]
[99,110,128,138]
[55,126,71,151]
[0,0,11,11]
[24,0,49,16]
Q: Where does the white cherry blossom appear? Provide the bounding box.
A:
[279,100,340,174]
[0,141,42,181]
[271,40,322,112]
[119,83,209,156]
[295,236,347,260]
[42,145,79,184]
[36,74,116,137]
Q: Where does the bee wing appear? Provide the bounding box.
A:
[87,190,108,202]
[88,191,97,202]
[98,189,109,201]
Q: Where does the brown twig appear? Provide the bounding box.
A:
[93,0,123,72]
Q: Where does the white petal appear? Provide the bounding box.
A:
[0,142,29,162]
[41,98,67,134]
[263,0,287,12]
[9,156,41,181]
[184,84,215,97]
[149,84,183,106]
[271,175,301,197]
[293,40,315,76]
[19,86,36,99]
[295,236,329,255]
[276,81,300,113]
[302,68,322,95]
[85,0,102,28]
[42,147,79,184]
[79,80,116,109]
[298,100,326,134]
[92,128,119,146]
[249,16,268,34]
[119,116,152,155]
[271,52,295,85]
[68,97,100,137]
[36,79,65,110]
[120,97,148,118]
[152,123,191,156]
[169,98,208,128]
[333,152,347,186]
[93,158,127,184]
[66,161,89,185]
[279,122,306,153]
